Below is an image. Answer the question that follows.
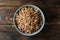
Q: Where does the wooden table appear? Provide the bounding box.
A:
[0,0,60,40]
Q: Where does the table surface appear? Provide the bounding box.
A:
[0,0,60,40]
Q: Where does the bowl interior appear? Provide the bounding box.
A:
[13,4,45,36]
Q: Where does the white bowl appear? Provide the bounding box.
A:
[13,4,45,36]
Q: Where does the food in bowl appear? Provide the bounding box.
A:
[15,6,42,34]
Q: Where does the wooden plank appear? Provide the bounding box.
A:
[0,24,60,32]
[0,6,60,24]
[0,0,60,40]
[0,32,11,40]
[0,2,42,7]
[0,0,41,2]
[0,0,59,7]
[0,1,22,7]
[44,7,60,24]
[0,25,16,32]
[46,0,60,5]
[0,24,60,40]
[0,31,59,40]
[0,32,22,40]
[0,7,18,24]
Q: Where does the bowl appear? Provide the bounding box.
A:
[13,4,45,36]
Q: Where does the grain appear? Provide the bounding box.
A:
[16,7,42,34]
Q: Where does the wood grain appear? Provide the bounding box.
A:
[0,24,60,40]
[0,7,18,24]
[0,0,59,7]
[0,0,60,40]
[0,6,60,24]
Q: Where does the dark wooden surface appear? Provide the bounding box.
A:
[0,0,60,40]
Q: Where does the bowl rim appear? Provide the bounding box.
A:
[13,4,45,36]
